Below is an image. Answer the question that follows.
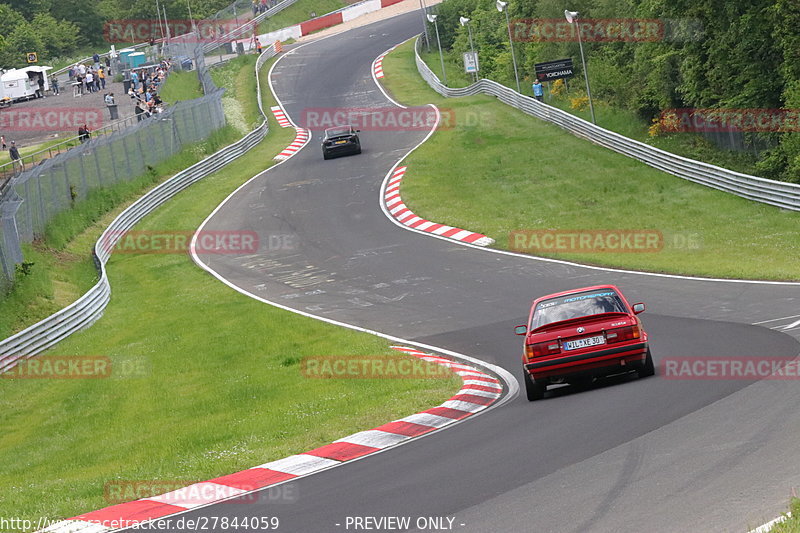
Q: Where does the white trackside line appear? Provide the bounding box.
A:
[781,318,800,330]
[335,430,409,448]
[442,400,488,412]
[748,513,791,533]
[462,379,503,389]
[457,388,501,399]
[399,413,457,428]
[431,225,454,235]
[450,229,473,240]
[255,454,340,475]
[753,314,800,324]
[145,482,247,509]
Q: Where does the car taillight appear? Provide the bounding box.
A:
[606,325,641,343]
[526,341,561,360]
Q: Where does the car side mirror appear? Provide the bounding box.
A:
[632,303,645,314]
[514,325,527,335]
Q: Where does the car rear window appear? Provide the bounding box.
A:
[326,127,351,136]
[531,289,627,329]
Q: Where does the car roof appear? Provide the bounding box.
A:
[531,284,622,306]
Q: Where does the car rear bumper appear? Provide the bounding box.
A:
[323,142,359,155]
[525,342,648,379]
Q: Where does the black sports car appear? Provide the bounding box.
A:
[322,125,361,160]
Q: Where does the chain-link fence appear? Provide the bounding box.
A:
[0,41,226,294]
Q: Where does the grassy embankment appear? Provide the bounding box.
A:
[381,41,800,281]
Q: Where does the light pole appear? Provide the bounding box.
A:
[565,9,596,124]
[460,16,477,83]
[427,14,446,84]
[496,0,520,94]
[419,0,431,52]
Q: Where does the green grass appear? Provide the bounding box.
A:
[763,499,799,533]
[158,70,204,103]
[0,54,460,527]
[419,49,762,178]
[382,41,800,281]
[0,137,82,166]
[257,0,348,34]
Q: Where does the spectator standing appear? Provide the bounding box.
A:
[98,67,106,89]
[74,72,84,95]
[94,70,101,92]
[78,124,91,143]
[37,76,45,98]
[131,70,139,91]
[104,56,112,76]
[93,52,101,70]
[85,70,94,93]
[1,135,6,150]
[68,66,75,81]
[532,79,544,102]
[9,141,20,163]
[50,75,59,95]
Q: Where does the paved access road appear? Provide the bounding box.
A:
[152,12,800,533]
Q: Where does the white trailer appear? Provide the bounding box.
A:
[1,69,38,101]
[20,66,52,96]
[1,66,52,101]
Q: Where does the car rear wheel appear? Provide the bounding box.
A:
[638,348,655,378]
[523,370,545,401]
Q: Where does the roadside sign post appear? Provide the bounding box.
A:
[534,58,574,83]
[463,52,479,76]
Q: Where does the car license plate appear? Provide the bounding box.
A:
[563,335,605,351]
[335,140,348,144]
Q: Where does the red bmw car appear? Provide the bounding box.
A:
[515,284,654,401]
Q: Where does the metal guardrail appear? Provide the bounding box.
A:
[414,38,800,212]
[0,45,279,373]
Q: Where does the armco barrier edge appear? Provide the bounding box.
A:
[413,38,800,212]
[0,46,279,374]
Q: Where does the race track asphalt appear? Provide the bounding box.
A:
[136,12,800,533]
